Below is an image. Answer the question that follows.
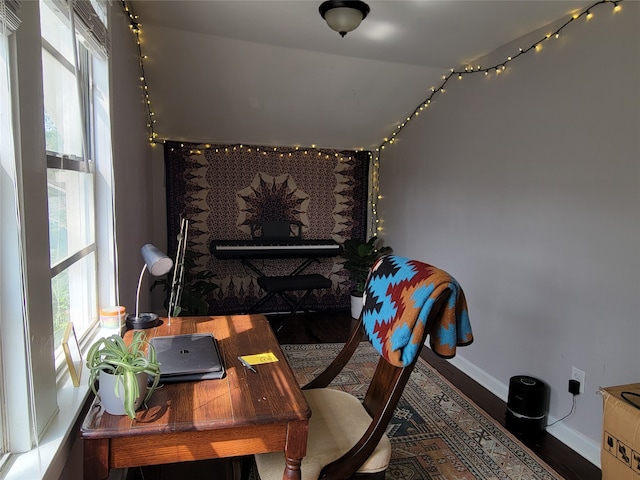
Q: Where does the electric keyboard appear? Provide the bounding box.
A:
[210,239,341,259]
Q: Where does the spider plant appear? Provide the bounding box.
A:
[86,331,161,418]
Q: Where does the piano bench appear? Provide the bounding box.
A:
[257,274,331,294]
[256,274,332,334]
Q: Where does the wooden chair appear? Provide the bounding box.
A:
[254,255,473,480]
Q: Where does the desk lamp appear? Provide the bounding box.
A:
[126,243,173,330]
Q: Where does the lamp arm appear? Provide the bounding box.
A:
[135,263,148,319]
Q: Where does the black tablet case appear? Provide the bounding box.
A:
[150,333,225,382]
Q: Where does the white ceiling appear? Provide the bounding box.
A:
[130,0,590,149]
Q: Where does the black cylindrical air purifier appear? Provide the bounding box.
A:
[506,375,549,436]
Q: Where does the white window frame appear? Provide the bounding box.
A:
[0,1,117,477]
[43,0,100,355]
[0,0,26,469]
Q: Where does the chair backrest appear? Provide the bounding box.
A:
[303,255,472,479]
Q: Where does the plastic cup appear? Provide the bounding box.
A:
[100,306,126,330]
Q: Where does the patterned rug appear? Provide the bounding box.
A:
[265,342,562,480]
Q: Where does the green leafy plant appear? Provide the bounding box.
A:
[86,332,161,418]
[342,236,393,296]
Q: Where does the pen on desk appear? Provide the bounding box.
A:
[238,356,257,373]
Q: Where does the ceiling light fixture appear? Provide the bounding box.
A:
[319,0,370,37]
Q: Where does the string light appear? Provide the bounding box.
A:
[170,142,357,164]
[368,0,625,237]
[171,143,371,162]
[121,1,157,145]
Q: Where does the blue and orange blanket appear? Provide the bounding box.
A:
[362,255,473,366]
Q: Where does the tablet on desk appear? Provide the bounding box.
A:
[150,333,225,382]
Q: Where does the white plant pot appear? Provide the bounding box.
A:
[98,370,147,416]
[351,294,364,319]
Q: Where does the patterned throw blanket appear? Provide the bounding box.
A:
[362,255,472,366]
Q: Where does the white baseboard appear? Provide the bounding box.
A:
[446,353,601,468]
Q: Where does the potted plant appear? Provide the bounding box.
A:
[342,236,392,318]
[86,331,161,418]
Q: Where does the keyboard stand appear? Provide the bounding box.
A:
[253,274,332,333]
[245,256,332,332]
[241,257,316,279]
[216,221,337,327]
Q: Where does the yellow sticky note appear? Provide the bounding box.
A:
[241,352,279,365]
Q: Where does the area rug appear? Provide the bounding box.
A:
[268,342,562,480]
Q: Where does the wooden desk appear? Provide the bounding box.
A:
[81,315,310,480]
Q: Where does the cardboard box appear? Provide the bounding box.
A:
[601,383,640,479]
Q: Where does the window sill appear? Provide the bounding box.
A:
[2,326,122,480]
[3,374,91,480]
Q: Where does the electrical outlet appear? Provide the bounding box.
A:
[571,367,586,394]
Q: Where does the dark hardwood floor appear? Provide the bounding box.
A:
[129,311,601,480]
[418,341,601,480]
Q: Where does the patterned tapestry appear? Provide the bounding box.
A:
[164,141,369,315]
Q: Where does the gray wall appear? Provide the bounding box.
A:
[378,4,639,465]
[110,7,168,315]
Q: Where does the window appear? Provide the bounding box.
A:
[1,0,115,474]
[41,0,106,350]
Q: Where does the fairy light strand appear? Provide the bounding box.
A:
[168,142,358,163]
[121,1,157,144]
[368,0,624,237]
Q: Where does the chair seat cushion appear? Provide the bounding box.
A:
[254,389,391,480]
